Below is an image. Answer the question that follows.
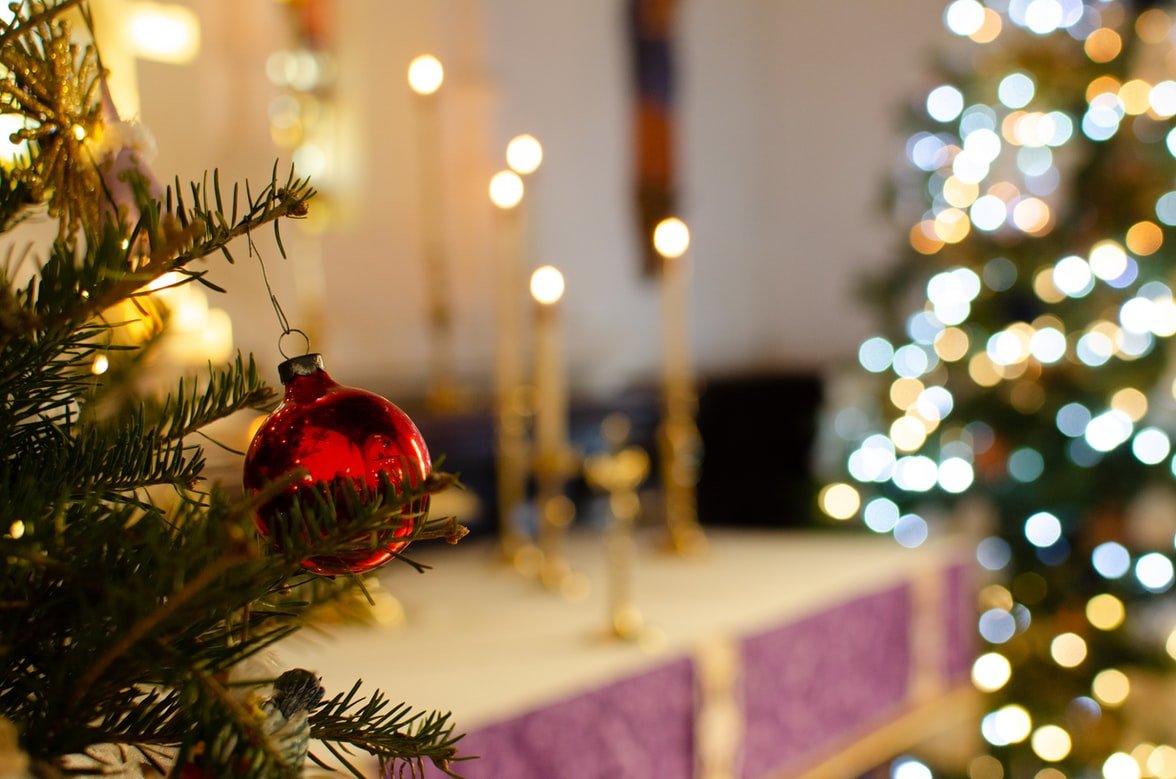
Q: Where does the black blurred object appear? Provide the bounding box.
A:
[696,374,823,527]
[407,374,823,537]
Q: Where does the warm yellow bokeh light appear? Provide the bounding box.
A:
[126,2,200,64]
[1013,198,1051,235]
[935,327,970,361]
[1120,79,1153,115]
[1111,387,1148,422]
[407,54,444,95]
[889,416,928,452]
[910,220,945,254]
[1093,668,1130,706]
[1087,594,1126,631]
[530,265,565,305]
[889,377,925,410]
[969,755,1005,779]
[489,170,525,209]
[653,217,690,259]
[1031,725,1073,762]
[1103,752,1142,779]
[1087,75,1123,103]
[971,8,1002,43]
[972,652,1012,692]
[944,176,981,208]
[1090,240,1129,280]
[91,354,109,375]
[935,208,972,243]
[1127,221,1164,256]
[1035,770,1065,779]
[1137,8,1173,43]
[1085,28,1123,63]
[506,134,543,175]
[969,352,1002,387]
[1134,745,1156,772]
[979,584,1015,610]
[988,704,1032,745]
[1166,626,1176,660]
[819,482,861,520]
[7,520,24,539]
[1148,744,1176,779]
[1051,632,1088,668]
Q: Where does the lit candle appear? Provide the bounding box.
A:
[530,265,567,459]
[406,54,455,406]
[653,217,706,554]
[406,57,444,248]
[654,217,691,404]
[490,170,528,557]
[490,170,526,406]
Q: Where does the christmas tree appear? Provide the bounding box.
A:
[821,0,1176,774]
[0,2,465,776]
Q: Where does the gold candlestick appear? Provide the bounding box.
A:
[584,414,650,640]
[489,170,532,563]
[654,217,707,555]
[530,266,577,590]
[407,54,459,412]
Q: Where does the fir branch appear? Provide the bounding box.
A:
[145,354,274,440]
[309,682,465,779]
[67,552,252,710]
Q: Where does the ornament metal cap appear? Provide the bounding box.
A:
[278,353,325,384]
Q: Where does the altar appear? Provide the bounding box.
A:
[278,530,977,778]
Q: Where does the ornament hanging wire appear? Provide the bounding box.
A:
[248,229,311,359]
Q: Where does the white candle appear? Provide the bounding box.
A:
[654,217,691,405]
[530,265,567,459]
[407,54,451,396]
[490,171,526,410]
[407,55,445,263]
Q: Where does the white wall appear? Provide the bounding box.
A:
[136,1,947,399]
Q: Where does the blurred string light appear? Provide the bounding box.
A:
[820,7,1176,772]
[973,652,1013,691]
[981,704,1032,746]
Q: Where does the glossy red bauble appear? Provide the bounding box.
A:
[243,354,430,576]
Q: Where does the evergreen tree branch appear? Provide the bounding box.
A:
[67,552,253,711]
[308,681,465,779]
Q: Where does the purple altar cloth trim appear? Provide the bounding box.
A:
[739,583,913,779]
[419,656,695,779]
[944,562,974,683]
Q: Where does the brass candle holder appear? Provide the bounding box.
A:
[489,169,532,564]
[584,414,651,640]
[654,217,707,555]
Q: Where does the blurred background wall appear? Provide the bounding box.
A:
[129,0,946,399]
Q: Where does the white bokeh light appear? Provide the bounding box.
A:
[1025,511,1063,548]
[1136,552,1175,592]
[938,457,975,493]
[1030,327,1067,363]
[1092,542,1131,579]
[999,73,1036,108]
[1133,428,1171,465]
[927,85,966,122]
[1085,410,1134,453]
[1053,255,1094,297]
[945,0,986,35]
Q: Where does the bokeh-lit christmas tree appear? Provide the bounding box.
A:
[821,0,1176,774]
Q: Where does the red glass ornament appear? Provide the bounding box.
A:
[243,354,431,575]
